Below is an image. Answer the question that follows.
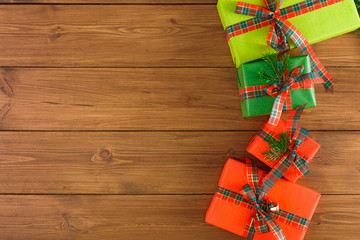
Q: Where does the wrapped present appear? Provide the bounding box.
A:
[206,158,320,240]
[217,0,360,90]
[247,105,320,183]
[238,54,323,125]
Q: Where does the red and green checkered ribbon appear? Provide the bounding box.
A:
[257,104,311,178]
[239,63,324,125]
[226,0,344,90]
[215,159,309,240]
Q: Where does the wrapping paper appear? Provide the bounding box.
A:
[206,158,321,239]
[217,0,360,68]
[247,118,320,182]
[237,55,316,118]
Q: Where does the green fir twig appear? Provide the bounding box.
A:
[258,53,290,84]
[262,132,291,162]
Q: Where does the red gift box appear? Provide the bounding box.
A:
[205,158,320,240]
[247,105,320,183]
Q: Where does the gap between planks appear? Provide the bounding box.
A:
[0,66,357,69]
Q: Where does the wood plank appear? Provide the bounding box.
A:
[0,131,358,194]
[0,67,358,130]
[0,194,357,239]
[0,5,358,67]
[0,0,219,3]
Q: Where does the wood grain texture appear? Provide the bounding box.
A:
[0,195,357,240]
[0,5,358,67]
[0,67,358,130]
[0,131,358,194]
[1,0,219,3]
[0,1,358,239]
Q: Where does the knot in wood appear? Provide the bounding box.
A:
[98,148,112,161]
[91,147,113,163]
[226,148,236,157]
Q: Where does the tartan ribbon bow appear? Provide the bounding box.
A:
[226,0,345,90]
[215,158,310,240]
[264,64,323,125]
[241,183,284,239]
[258,104,310,178]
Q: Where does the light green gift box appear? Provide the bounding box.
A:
[217,0,360,68]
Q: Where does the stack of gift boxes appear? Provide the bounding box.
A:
[205,0,360,239]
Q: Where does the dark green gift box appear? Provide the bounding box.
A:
[237,55,316,118]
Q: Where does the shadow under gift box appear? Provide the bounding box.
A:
[246,116,320,183]
[217,0,360,68]
[206,158,321,240]
[237,55,316,118]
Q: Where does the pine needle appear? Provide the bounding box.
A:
[262,132,291,162]
[258,53,290,84]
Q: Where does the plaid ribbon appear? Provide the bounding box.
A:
[239,62,324,125]
[258,104,311,178]
[215,159,309,240]
[226,0,344,90]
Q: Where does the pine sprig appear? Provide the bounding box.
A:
[262,132,291,162]
[258,53,290,84]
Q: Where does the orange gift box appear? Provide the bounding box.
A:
[205,158,321,240]
[246,117,320,183]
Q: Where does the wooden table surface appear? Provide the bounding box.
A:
[0,1,359,239]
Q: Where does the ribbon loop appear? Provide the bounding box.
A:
[236,2,272,18]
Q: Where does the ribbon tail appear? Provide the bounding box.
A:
[260,213,286,240]
[259,153,294,200]
[283,91,292,111]
[300,72,324,84]
[244,217,256,240]
[268,90,288,125]
[294,156,310,177]
[246,159,262,196]
[245,212,285,240]
[256,205,286,240]
[254,213,270,233]
[286,104,306,135]
[274,17,333,90]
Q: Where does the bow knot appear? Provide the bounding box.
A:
[251,199,278,234]
[268,11,280,22]
[287,127,303,154]
[265,65,304,98]
[255,198,276,215]
[245,188,272,214]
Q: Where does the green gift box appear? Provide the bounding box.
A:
[237,55,316,118]
[217,0,360,68]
